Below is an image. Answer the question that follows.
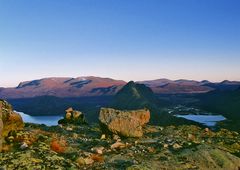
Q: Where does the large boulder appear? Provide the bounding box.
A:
[58,107,87,125]
[99,108,150,137]
[0,100,24,151]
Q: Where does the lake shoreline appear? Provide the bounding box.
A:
[16,111,63,126]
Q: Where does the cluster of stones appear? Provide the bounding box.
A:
[58,107,87,125]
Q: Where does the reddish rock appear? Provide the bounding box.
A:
[0,100,24,151]
[99,108,150,137]
[0,100,24,137]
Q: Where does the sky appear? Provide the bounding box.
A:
[0,0,240,87]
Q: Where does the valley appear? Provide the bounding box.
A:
[4,78,239,131]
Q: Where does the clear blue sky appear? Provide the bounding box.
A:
[0,0,240,87]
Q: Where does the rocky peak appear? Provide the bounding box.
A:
[113,81,158,110]
[200,80,211,84]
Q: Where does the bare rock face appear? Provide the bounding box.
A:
[99,108,150,137]
[58,107,87,125]
[0,103,3,152]
[0,100,24,151]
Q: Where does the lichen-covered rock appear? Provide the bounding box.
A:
[58,107,87,125]
[99,108,150,137]
[111,141,126,149]
[0,103,2,152]
[0,100,24,151]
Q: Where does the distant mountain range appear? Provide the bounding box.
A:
[138,79,240,94]
[0,76,240,99]
[0,77,125,99]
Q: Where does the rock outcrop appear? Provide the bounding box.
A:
[0,102,3,152]
[99,108,150,137]
[58,107,87,125]
[0,100,24,151]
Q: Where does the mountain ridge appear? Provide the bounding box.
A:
[1,76,240,99]
[0,76,126,99]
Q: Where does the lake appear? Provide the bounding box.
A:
[17,111,63,126]
[17,111,226,127]
[175,114,226,126]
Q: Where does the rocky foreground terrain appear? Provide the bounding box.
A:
[1,100,240,170]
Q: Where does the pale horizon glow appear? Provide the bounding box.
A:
[1,0,240,87]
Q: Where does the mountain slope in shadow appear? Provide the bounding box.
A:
[112,81,161,110]
[111,81,202,126]
[197,87,240,130]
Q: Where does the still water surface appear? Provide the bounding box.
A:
[176,114,226,126]
[17,111,226,127]
[17,111,63,126]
